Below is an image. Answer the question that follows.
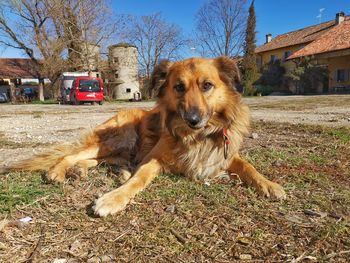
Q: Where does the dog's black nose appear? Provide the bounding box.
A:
[184,107,201,127]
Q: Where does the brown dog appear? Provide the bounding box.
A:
[3,57,286,217]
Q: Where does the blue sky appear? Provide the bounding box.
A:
[1,0,349,58]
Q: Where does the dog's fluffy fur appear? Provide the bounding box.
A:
[2,57,286,216]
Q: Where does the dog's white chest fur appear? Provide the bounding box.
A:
[173,136,232,180]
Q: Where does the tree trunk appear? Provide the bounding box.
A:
[112,85,119,99]
[9,82,16,103]
[38,80,44,101]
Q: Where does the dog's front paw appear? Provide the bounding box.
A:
[93,189,130,217]
[119,169,132,184]
[257,179,286,200]
[47,169,66,182]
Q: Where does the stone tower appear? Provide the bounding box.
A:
[108,43,140,99]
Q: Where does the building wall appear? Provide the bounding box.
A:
[257,44,306,94]
[319,55,350,90]
[108,45,140,100]
[257,44,306,73]
[81,44,100,72]
[257,45,350,94]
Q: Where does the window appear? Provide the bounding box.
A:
[14,78,22,86]
[0,79,9,85]
[126,88,131,93]
[113,57,119,64]
[96,74,99,78]
[283,51,292,61]
[115,73,119,79]
[79,79,100,92]
[270,55,278,63]
[336,69,349,82]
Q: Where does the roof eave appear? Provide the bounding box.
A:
[287,47,350,60]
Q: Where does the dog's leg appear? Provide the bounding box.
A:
[76,159,99,179]
[93,139,168,217]
[48,147,99,182]
[93,158,162,216]
[228,154,286,200]
[104,156,133,183]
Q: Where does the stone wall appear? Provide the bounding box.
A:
[81,44,100,72]
[108,44,140,99]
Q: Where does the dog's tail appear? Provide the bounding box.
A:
[0,142,86,174]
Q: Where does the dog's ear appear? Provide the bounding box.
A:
[214,56,241,91]
[150,60,172,97]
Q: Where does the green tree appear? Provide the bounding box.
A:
[285,56,328,94]
[242,0,259,95]
[260,60,286,87]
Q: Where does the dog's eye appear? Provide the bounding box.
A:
[203,82,213,91]
[174,83,185,93]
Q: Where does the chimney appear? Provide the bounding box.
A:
[265,34,272,43]
[336,12,345,25]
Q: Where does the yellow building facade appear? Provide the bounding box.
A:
[256,12,350,94]
[318,54,350,90]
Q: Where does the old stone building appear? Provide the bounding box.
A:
[107,43,140,100]
[81,43,100,74]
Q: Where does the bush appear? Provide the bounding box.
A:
[255,85,273,96]
[285,57,329,94]
[259,60,285,87]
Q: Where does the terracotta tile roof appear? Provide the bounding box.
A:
[256,16,350,53]
[0,58,41,79]
[288,20,350,59]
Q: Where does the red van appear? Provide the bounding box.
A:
[70,76,104,105]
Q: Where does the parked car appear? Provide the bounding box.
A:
[22,87,37,100]
[60,72,89,103]
[69,77,104,105]
[0,92,9,103]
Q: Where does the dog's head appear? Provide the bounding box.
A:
[151,57,242,131]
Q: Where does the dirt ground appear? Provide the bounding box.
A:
[0,95,349,262]
[0,95,349,165]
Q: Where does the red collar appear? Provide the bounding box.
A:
[223,128,231,159]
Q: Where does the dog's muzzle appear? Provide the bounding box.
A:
[182,107,208,129]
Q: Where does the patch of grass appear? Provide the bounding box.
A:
[293,124,349,145]
[327,129,350,144]
[32,111,44,118]
[0,172,62,213]
[0,132,20,148]
[244,148,305,169]
[309,153,325,165]
[30,99,58,104]
[140,174,237,210]
[252,228,268,240]
[104,98,129,103]
[247,95,350,111]
[308,192,333,211]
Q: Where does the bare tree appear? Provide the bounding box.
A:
[0,0,117,100]
[0,0,65,101]
[120,13,186,95]
[58,0,118,73]
[195,0,248,57]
